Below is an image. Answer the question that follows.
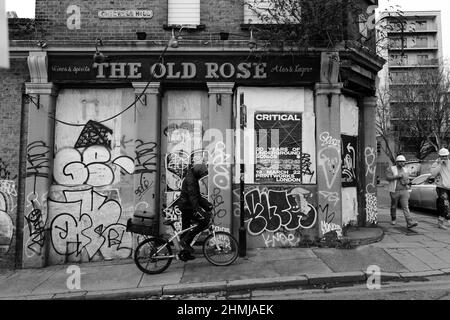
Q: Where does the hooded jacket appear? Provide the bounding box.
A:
[178,164,212,212]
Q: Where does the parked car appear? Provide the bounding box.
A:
[409,173,437,211]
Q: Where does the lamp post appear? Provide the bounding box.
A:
[239,93,247,257]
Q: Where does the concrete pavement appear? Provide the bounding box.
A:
[2,192,450,299]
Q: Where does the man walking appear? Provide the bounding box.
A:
[430,148,450,229]
[386,155,418,228]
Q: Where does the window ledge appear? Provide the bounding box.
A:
[163,24,205,31]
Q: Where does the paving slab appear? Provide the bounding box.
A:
[246,248,317,262]
[0,269,61,298]
[31,262,143,294]
[181,259,283,283]
[312,246,408,273]
[385,249,433,272]
[405,248,450,270]
[138,266,184,288]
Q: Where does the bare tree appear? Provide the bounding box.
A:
[379,65,450,160]
[376,84,399,164]
[244,0,403,52]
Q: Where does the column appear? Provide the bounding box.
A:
[22,82,58,268]
[206,82,234,232]
[361,96,378,226]
[315,83,343,238]
[131,82,161,224]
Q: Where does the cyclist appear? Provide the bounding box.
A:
[178,163,213,260]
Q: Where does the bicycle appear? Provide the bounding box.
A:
[129,211,239,274]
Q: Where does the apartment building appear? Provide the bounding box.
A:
[377,11,443,176]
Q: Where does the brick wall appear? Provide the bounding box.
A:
[30,0,375,49]
[0,58,29,269]
[34,0,246,41]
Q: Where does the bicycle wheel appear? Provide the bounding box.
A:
[203,231,238,266]
[134,237,172,274]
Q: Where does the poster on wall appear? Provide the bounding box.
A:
[255,112,302,183]
[341,135,357,187]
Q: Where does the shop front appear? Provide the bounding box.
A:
[21,49,378,267]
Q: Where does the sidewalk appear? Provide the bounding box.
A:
[2,203,450,300]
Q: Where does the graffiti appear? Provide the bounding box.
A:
[364,147,377,191]
[118,135,134,154]
[318,145,341,189]
[341,135,357,187]
[26,141,51,193]
[262,232,300,248]
[53,145,134,187]
[319,132,341,148]
[164,122,197,139]
[75,120,113,149]
[318,204,336,225]
[48,188,132,260]
[244,187,317,236]
[210,142,231,189]
[165,149,208,192]
[320,221,342,237]
[135,177,154,200]
[0,158,17,180]
[301,153,315,182]
[319,191,340,207]
[135,140,158,174]
[211,188,227,220]
[24,192,48,257]
[0,191,14,253]
[365,147,378,224]
[366,193,378,224]
[162,198,183,232]
[0,180,17,198]
[25,202,46,256]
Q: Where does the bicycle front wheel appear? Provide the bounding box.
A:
[203,231,238,266]
[134,237,172,274]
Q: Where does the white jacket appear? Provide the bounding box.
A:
[431,160,450,189]
[386,165,410,193]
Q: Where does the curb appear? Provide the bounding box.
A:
[5,268,446,300]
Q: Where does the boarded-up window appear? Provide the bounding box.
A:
[168,0,200,26]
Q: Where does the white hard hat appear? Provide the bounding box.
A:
[395,155,406,162]
[439,148,450,156]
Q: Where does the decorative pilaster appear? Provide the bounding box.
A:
[131,82,161,221]
[206,82,235,231]
[315,82,343,238]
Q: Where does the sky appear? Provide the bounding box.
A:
[4,0,450,61]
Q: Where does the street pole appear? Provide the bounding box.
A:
[238,93,247,257]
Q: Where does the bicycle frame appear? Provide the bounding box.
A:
[151,223,201,260]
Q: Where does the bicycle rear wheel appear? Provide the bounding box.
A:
[134,237,172,274]
[203,231,238,266]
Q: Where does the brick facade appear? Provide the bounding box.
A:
[0,58,29,269]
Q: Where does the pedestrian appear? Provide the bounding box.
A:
[177,163,213,260]
[385,155,418,228]
[430,148,450,229]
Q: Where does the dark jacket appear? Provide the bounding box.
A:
[178,166,212,212]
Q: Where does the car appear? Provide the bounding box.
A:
[409,173,437,211]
